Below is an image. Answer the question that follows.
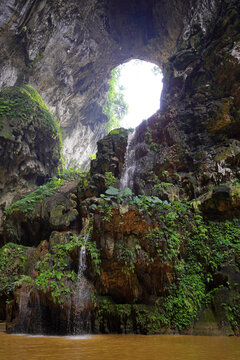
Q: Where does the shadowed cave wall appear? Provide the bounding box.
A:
[0,0,191,168]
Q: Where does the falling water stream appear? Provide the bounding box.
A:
[119,129,137,191]
[78,232,88,278]
[72,232,90,335]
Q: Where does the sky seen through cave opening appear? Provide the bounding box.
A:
[119,60,163,129]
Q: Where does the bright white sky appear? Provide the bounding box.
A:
[119,59,163,128]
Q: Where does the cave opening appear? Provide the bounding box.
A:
[112,59,163,129]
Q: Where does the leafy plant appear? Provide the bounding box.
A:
[0,243,30,295]
[105,172,117,187]
[103,67,128,132]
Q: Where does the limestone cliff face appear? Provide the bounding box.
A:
[126,0,240,203]
[0,0,189,168]
[0,85,61,230]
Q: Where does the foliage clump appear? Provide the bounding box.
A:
[93,185,240,332]
[0,243,30,296]
[0,218,101,305]
[103,67,128,132]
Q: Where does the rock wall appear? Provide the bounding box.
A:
[0,0,190,168]
[1,129,240,336]
[128,0,240,202]
[0,85,62,231]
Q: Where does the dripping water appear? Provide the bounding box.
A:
[17,286,42,334]
[119,129,137,191]
[72,232,91,335]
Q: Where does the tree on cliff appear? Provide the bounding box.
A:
[103,67,128,132]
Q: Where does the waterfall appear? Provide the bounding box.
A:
[17,286,42,334]
[17,286,31,333]
[79,240,87,275]
[72,232,91,335]
[119,129,137,191]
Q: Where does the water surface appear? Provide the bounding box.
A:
[1,330,240,360]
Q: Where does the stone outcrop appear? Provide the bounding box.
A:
[2,180,79,246]
[90,128,129,179]
[0,85,61,232]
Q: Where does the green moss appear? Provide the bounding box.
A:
[4,177,65,216]
[0,243,30,296]
[109,128,122,135]
[226,295,240,333]
[34,221,100,304]
[0,218,100,306]
[232,184,240,198]
[4,169,86,216]
[0,85,61,139]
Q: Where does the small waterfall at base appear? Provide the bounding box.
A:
[16,285,42,334]
[17,286,31,333]
[72,232,91,335]
[119,129,137,191]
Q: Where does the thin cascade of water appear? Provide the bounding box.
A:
[17,287,31,333]
[72,231,90,335]
[17,286,42,334]
[119,129,137,191]
[77,232,89,281]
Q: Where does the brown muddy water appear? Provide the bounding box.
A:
[0,327,240,360]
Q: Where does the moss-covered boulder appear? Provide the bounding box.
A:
[0,85,62,217]
[3,180,79,246]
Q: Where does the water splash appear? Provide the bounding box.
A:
[119,129,137,191]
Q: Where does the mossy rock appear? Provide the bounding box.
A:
[0,85,62,210]
[3,180,79,246]
[0,85,60,139]
[95,296,168,334]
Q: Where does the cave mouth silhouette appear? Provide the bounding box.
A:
[115,59,163,129]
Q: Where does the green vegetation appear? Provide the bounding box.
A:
[46,223,97,303]
[0,218,101,305]
[0,243,30,296]
[95,186,166,215]
[34,225,100,303]
[103,67,128,132]
[2,172,240,332]
[226,296,240,333]
[104,171,117,187]
[93,185,240,332]
[4,168,87,216]
[0,85,61,140]
[4,178,65,215]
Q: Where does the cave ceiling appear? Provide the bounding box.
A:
[0,0,193,168]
